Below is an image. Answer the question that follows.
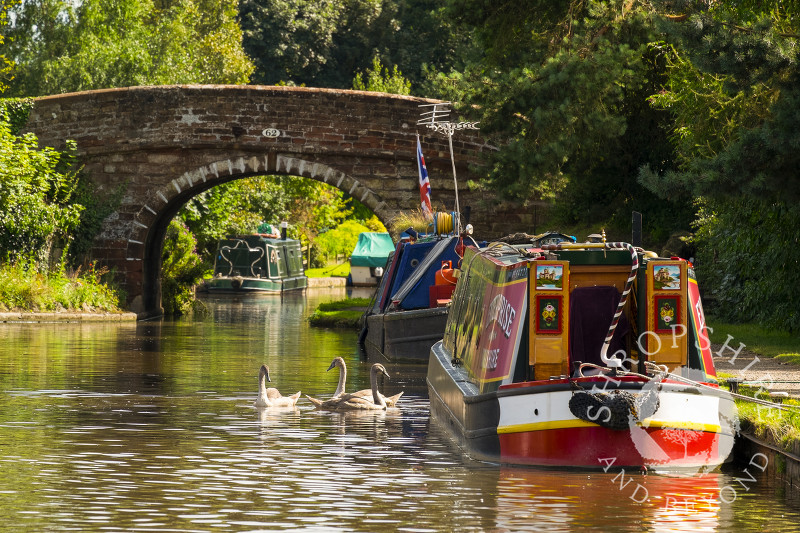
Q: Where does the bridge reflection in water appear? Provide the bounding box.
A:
[0,290,797,531]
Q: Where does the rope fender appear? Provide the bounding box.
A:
[568,381,660,431]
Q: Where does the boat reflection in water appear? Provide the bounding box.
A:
[494,467,724,531]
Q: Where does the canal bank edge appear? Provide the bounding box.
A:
[307,277,347,288]
[711,341,800,490]
[0,311,138,322]
[733,430,800,492]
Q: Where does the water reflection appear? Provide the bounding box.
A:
[493,468,725,532]
[0,291,799,531]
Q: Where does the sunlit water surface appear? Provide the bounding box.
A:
[1,290,799,532]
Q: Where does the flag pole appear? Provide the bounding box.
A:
[446,131,461,234]
[417,103,478,235]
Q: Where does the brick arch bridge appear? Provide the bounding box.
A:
[24,85,536,318]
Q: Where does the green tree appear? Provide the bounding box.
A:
[315,219,372,264]
[637,2,800,330]
[0,118,82,266]
[240,0,467,92]
[4,0,253,96]
[436,0,690,240]
[161,218,206,315]
[639,1,800,202]
[353,55,411,94]
[239,0,344,86]
[284,177,351,267]
[0,0,16,93]
[693,198,800,332]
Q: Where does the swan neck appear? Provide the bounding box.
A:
[334,363,346,397]
[370,369,385,407]
[258,372,269,401]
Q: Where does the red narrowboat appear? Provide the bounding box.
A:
[427,237,737,470]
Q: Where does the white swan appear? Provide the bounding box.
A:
[327,357,403,407]
[255,364,301,408]
[306,363,390,411]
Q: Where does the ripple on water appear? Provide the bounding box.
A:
[3,303,800,531]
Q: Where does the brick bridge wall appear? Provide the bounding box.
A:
[24,85,542,318]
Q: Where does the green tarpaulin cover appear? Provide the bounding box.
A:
[350,232,395,268]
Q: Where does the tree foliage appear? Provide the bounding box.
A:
[639,1,800,202]
[3,0,254,96]
[315,219,372,264]
[284,177,351,267]
[353,55,411,95]
[239,0,344,86]
[436,0,691,240]
[0,119,82,266]
[441,1,654,198]
[0,0,15,93]
[240,0,467,92]
[161,219,207,315]
[636,1,800,331]
[694,198,800,332]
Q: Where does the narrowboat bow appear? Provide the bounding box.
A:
[427,238,737,469]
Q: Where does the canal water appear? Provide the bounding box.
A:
[1,290,799,532]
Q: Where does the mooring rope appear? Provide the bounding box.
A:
[576,361,800,414]
[640,361,800,413]
[598,242,639,368]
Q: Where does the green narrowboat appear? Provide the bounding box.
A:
[205,234,307,293]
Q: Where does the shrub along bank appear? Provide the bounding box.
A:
[0,99,124,314]
[0,262,122,313]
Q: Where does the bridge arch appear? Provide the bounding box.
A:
[24,85,533,318]
[133,155,395,315]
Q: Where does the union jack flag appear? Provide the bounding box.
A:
[416,134,433,217]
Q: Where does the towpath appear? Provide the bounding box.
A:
[712,343,800,397]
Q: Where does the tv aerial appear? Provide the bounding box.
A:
[417,103,479,234]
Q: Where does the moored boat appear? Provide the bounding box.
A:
[360,228,469,361]
[427,235,737,469]
[348,232,395,286]
[204,228,307,293]
[359,229,574,361]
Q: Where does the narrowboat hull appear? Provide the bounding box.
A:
[428,341,736,469]
[364,307,450,361]
[359,235,466,361]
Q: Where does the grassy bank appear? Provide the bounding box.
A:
[0,263,122,313]
[308,297,370,328]
[305,262,350,278]
[708,319,800,360]
[709,317,800,454]
[735,396,800,452]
